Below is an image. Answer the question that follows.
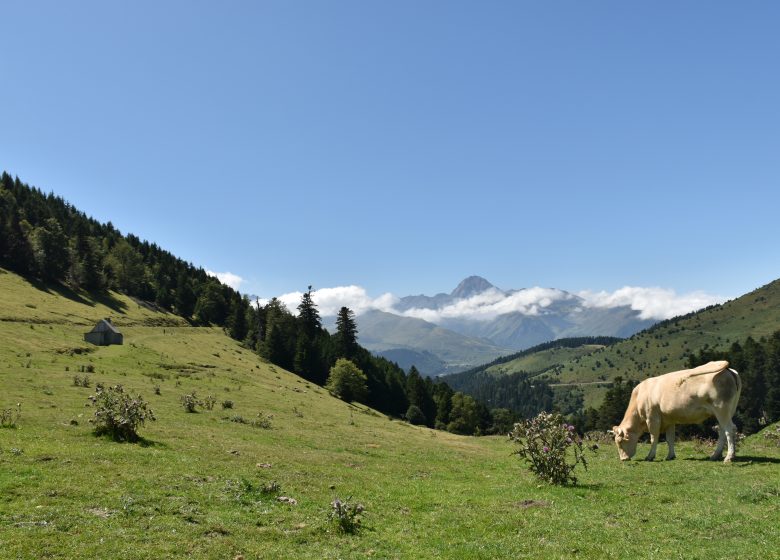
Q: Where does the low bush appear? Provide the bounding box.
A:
[329,497,365,534]
[221,399,234,409]
[509,411,588,486]
[88,385,155,442]
[764,423,780,446]
[203,395,216,410]
[72,375,91,388]
[251,412,273,429]
[180,392,202,413]
[0,403,22,428]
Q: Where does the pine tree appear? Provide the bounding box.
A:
[71,235,105,291]
[765,332,780,424]
[193,280,229,325]
[297,286,321,336]
[335,306,359,359]
[175,275,197,318]
[31,217,70,281]
[406,367,436,427]
[227,296,249,342]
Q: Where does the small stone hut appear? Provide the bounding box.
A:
[84,318,123,346]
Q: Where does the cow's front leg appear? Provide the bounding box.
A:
[665,425,676,460]
[645,415,660,461]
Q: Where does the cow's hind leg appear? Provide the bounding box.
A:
[665,425,676,460]
[718,414,738,463]
[710,423,726,461]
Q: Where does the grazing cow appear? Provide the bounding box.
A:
[612,360,741,463]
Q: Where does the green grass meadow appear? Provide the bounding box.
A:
[1,270,779,559]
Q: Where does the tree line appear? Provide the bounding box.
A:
[570,330,780,436]
[687,332,780,434]
[0,173,524,435]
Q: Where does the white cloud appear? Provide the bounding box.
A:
[206,270,244,290]
[579,287,726,320]
[400,287,575,322]
[258,283,726,324]
[267,286,399,317]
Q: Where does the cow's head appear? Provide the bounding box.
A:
[612,426,638,461]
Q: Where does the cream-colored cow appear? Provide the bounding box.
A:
[613,360,741,463]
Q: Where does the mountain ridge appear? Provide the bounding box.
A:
[350,277,655,375]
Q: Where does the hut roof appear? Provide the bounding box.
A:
[88,319,122,334]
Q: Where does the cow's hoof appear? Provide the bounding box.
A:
[709,454,723,461]
[644,456,655,462]
[724,456,734,463]
[665,455,676,461]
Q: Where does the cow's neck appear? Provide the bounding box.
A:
[619,391,644,435]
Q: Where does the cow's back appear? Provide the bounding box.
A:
[635,361,734,425]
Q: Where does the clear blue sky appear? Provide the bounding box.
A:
[2,1,779,301]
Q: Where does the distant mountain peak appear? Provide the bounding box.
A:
[451,276,497,299]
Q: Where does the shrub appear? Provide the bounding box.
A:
[329,497,365,534]
[764,423,780,446]
[509,411,588,486]
[405,404,427,426]
[251,412,273,429]
[180,392,202,413]
[0,403,22,429]
[261,480,281,495]
[73,375,91,388]
[325,358,368,403]
[221,399,234,409]
[88,385,155,442]
[203,395,216,410]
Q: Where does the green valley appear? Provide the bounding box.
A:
[1,269,780,559]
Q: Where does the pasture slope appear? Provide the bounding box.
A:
[1,268,779,559]
[540,278,780,407]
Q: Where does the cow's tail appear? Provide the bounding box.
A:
[727,368,742,397]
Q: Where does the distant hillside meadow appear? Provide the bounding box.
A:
[2,173,780,558]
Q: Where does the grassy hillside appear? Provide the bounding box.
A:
[2,269,779,559]
[546,279,780,407]
[481,344,606,377]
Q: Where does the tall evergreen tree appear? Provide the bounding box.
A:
[334,306,359,359]
[406,366,437,427]
[297,286,321,336]
[766,332,780,423]
[596,377,636,431]
[31,217,70,281]
[227,296,249,342]
[193,280,229,325]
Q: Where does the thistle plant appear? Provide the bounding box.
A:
[509,411,588,486]
[0,403,22,428]
[88,385,155,442]
[180,392,202,413]
[329,497,365,534]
